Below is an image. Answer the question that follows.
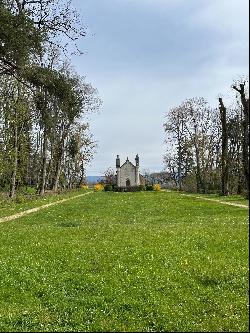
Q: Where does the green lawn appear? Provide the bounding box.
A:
[0,191,248,332]
[194,193,249,206]
[0,189,91,219]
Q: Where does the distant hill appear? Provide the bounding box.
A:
[86,176,104,184]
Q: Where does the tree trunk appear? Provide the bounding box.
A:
[45,156,52,190]
[195,150,203,193]
[52,129,69,191]
[232,83,249,198]
[177,129,182,190]
[193,127,203,193]
[9,84,21,199]
[219,98,229,196]
[39,129,47,196]
[53,157,62,192]
[9,124,18,198]
[80,160,86,184]
[190,120,203,193]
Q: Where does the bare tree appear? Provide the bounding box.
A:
[103,167,116,186]
[232,81,249,198]
[219,97,229,196]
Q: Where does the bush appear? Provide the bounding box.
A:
[146,185,153,191]
[153,184,161,191]
[113,186,145,192]
[104,184,113,192]
[25,186,36,194]
[94,183,104,192]
[81,184,89,190]
[17,186,36,195]
[15,194,25,203]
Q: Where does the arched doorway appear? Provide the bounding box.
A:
[126,179,131,187]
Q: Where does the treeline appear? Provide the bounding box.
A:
[0,0,101,197]
[163,80,249,198]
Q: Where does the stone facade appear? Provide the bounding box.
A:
[116,155,144,187]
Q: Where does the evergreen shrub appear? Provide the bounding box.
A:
[113,186,145,192]
[146,185,154,191]
[104,184,113,192]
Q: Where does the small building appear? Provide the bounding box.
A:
[116,154,145,187]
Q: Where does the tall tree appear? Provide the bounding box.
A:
[164,106,187,190]
[0,0,101,197]
[232,81,249,198]
[219,97,229,196]
[181,97,214,193]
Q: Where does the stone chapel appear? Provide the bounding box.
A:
[115,154,145,187]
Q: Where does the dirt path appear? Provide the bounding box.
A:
[0,191,92,224]
[181,193,249,209]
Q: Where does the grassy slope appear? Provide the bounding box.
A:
[0,191,248,332]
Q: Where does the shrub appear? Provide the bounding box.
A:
[25,186,36,194]
[113,186,145,192]
[94,183,104,192]
[146,185,153,191]
[18,186,36,195]
[153,184,161,191]
[81,184,89,190]
[104,184,113,192]
[15,194,25,203]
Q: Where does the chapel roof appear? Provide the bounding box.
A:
[120,159,136,169]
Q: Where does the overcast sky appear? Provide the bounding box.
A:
[71,0,249,176]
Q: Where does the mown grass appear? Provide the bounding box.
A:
[0,189,90,219]
[0,191,248,332]
[195,193,249,206]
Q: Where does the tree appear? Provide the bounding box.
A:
[0,75,33,197]
[103,167,116,186]
[232,80,249,198]
[227,112,244,194]
[164,105,193,190]
[0,0,86,77]
[63,124,97,189]
[164,97,217,193]
[0,3,44,76]
[219,97,229,196]
[0,0,101,197]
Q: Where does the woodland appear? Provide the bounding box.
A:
[0,0,101,198]
[163,83,249,198]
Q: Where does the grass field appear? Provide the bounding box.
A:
[0,191,248,332]
[0,189,90,219]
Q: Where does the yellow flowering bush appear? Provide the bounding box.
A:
[153,184,161,191]
[80,184,89,190]
[94,183,104,192]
